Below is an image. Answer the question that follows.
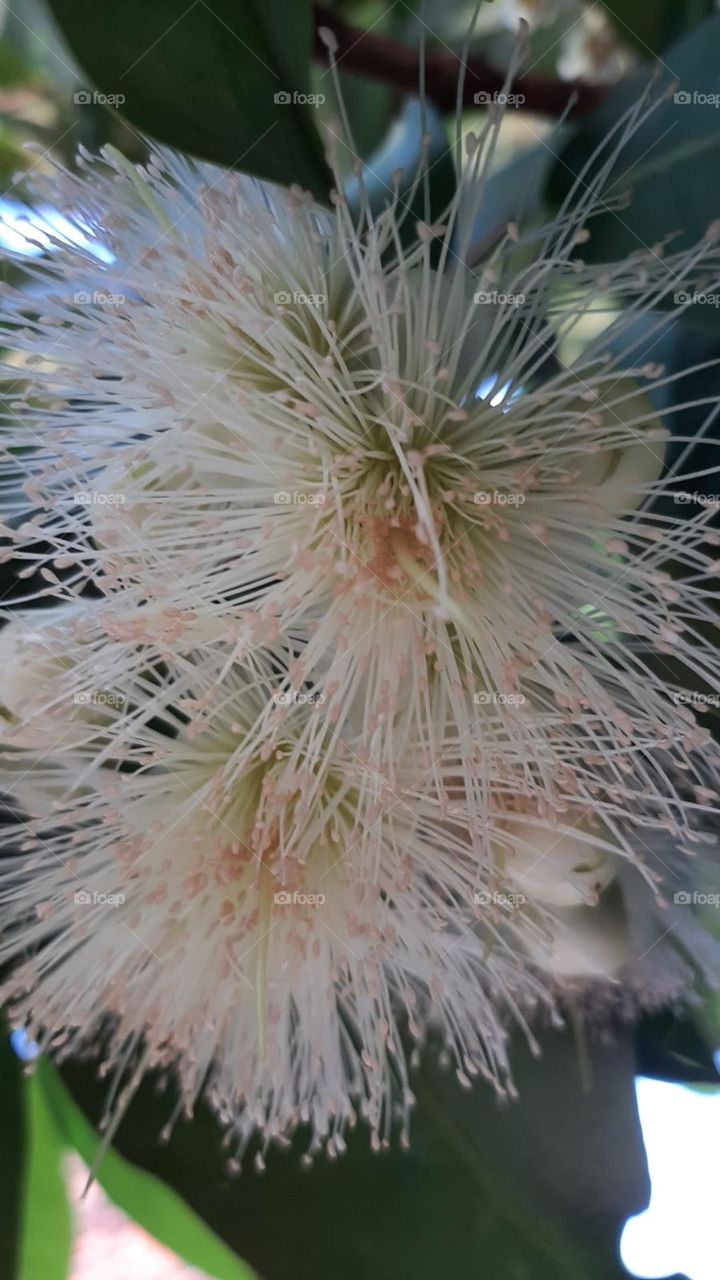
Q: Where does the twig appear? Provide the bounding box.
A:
[313,5,608,118]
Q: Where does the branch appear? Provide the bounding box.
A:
[313,6,608,118]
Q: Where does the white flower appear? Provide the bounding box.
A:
[3,109,718,822]
[2,635,716,1157]
[1,83,719,1155]
[0,652,543,1158]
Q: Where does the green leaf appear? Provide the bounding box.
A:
[547,15,720,282]
[2,0,79,89]
[0,40,32,87]
[46,0,331,200]
[0,1034,25,1279]
[57,1026,647,1279]
[18,1062,73,1280]
[36,1059,256,1280]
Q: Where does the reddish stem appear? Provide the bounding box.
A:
[313,6,608,118]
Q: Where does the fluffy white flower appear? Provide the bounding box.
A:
[0,650,539,1157]
[5,640,713,1160]
[1,83,719,1156]
[3,101,719,818]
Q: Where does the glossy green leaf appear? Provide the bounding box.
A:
[46,0,331,200]
[58,1026,648,1280]
[18,1063,73,1280]
[37,1059,256,1280]
[0,41,32,87]
[2,0,79,90]
[0,1035,24,1280]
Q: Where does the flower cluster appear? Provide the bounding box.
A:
[1,87,719,1165]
